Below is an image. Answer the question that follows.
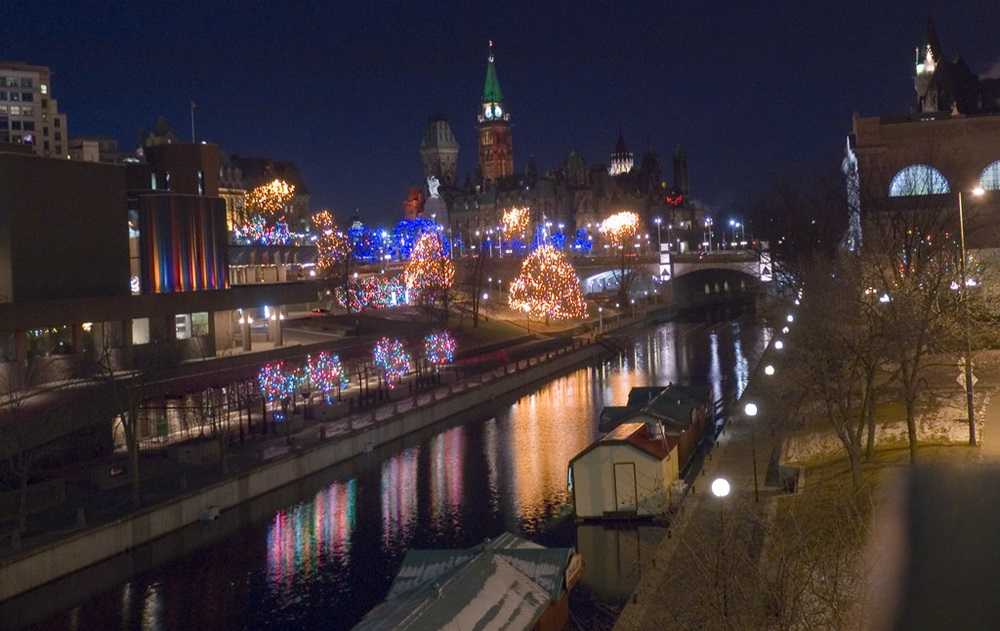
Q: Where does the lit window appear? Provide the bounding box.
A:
[981,161,1000,191]
[40,83,47,95]
[9,106,19,116]
[191,312,210,337]
[889,165,950,197]
[175,314,191,340]
[151,172,158,190]
[197,170,204,195]
[132,318,150,344]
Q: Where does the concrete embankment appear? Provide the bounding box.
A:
[0,337,613,603]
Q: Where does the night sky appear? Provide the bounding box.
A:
[4,1,1000,224]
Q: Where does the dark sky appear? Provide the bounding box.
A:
[4,1,1000,224]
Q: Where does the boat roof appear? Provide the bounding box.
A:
[356,533,573,631]
[570,422,676,465]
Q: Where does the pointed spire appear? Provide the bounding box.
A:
[482,40,504,103]
[926,16,944,61]
[615,128,628,155]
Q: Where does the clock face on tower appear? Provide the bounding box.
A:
[493,104,502,118]
[483,104,493,120]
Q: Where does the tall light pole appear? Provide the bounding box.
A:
[745,402,759,503]
[711,477,731,620]
[654,217,662,252]
[958,186,985,446]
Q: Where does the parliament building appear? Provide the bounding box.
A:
[419,43,705,249]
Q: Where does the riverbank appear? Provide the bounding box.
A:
[0,307,671,604]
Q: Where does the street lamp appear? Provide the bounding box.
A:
[781,326,789,335]
[774,340,784,350]
[711,478,731,498]
[958,186,985,445]
[598,306,603,332]
[764,364,775,376]
[744,402,758,417]
[654,217,662,251]
[786,314,794,323]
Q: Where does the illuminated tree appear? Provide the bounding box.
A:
[246,178,295,216]
[509,245,586,323]
[404,232,455,318]
[373,337,412,389]
[501,206,531,240]
[312,210,353,285]
[424,331,457,367]
[599,211,641,305]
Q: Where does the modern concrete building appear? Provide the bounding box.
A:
[0,61,69,158]
[69,136,120,163]
[0,144,317,371]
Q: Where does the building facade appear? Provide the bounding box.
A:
[849,19,1000,250]
[69,136,121,163]
[0,61,69,157]
[420,116,459,186]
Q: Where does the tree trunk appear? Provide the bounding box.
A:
[865,388,876,460]
[17,456,29,533]
[905,397,918,464]
[128,407,141,508]
[847,445,862,494]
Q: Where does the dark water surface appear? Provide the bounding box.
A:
[17,314,766,631]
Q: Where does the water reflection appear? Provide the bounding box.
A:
[267,479,357,588]
[26,317,767,631]
[381,449,417,547]
[429,427,465,530]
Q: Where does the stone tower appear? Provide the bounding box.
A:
[673,145,689,195]
[477,41,514,183]
[420,116,460,186]
[608,130,634,176]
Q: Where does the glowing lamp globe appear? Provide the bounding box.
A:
[786,314,794,323]
[711,478,731,498]
[764,365,775,376]
[744,402,758,417]
[775,340,784,350]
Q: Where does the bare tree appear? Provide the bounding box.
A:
[788,258,888,490]
[862,203,956,464]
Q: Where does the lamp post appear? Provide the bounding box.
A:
[598,306,603,333]
[958,186,985,446]
[745,402,759,503]
[654,217,662,252]
[711,477,731,619]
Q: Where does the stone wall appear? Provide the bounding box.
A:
[0,341,607,602]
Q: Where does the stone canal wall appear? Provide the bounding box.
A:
[0,339,610,602]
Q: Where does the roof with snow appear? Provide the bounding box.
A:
[355,532,573,631]
[570,422,676,465]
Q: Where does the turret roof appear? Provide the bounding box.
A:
[482,41,504,103]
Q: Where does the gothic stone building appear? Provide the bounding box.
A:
[847,18,1000,250]
[420,44,702,249]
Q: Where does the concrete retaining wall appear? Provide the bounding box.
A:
[0,342,607,602]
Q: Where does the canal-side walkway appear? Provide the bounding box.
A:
[614,329,786,630]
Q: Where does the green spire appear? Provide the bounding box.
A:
[482,41,504,104]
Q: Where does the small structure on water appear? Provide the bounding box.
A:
[573,384,713,520]
[355,532,581,631]
[568,422,679,519]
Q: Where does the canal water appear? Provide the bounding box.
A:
[19,312,766,631]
